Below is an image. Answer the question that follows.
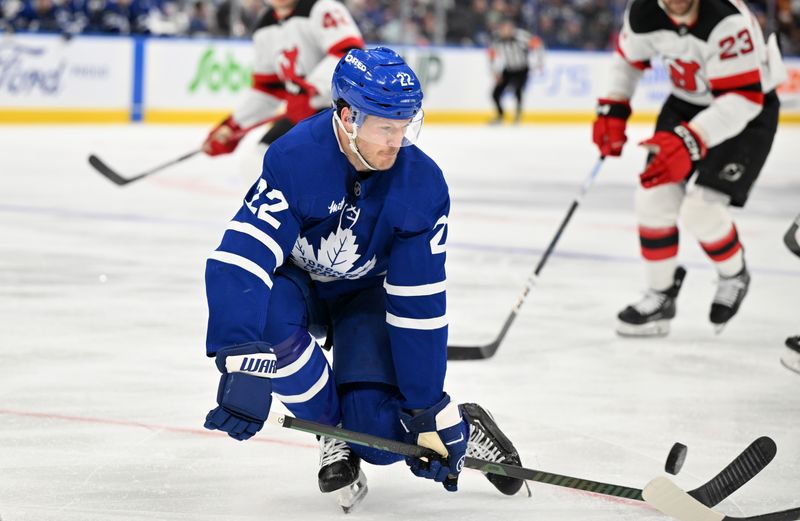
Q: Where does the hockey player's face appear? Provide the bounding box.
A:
[354,115,409,170]
[661,0,696,17]
[267,0,297,11]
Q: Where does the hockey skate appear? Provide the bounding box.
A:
[780,336,800,375]
[617,266,687,337]
[710,266,750,333]
[461,403,530,496]
[318,435,368,513]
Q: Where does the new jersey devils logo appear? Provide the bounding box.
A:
[667,59,704,93]
[277,47,317,95]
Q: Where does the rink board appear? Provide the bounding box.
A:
[1,33,799,124]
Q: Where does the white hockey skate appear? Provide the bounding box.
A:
[710,267,750,334]
[617,267,686,337]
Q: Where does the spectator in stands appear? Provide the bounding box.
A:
[214,0,263,37]
[446,0,489,45]
[1,0,798,54]
[12,0,69,33]
[186,1,210,35]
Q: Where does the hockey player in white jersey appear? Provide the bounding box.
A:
[592,0,785,336]
[201,47,526,511]
[202,0,364,160]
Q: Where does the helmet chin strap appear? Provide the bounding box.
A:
[333,111,377,171]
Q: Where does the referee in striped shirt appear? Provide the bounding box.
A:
[489,19,545,124]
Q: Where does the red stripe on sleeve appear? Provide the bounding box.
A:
[327,37,365,58]
[709,70,761,91]
[252,73,288,99]
[615,37,649,71]
[723,90,764,105]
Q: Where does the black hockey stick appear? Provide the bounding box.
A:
[644,476,800,521]
[89,149,201,186]
[267,412,773,504]
[447,156,606,360]
[88,115,281,186]
[687,436,776,506]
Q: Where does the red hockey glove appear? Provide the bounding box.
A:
[283,91,319,124]
[592,98,631,157]
[203,116,243,156]
[639,123,707,188]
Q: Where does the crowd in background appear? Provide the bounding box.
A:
[1,0,799,54]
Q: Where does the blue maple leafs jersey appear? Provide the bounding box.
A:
[205,110,450,409]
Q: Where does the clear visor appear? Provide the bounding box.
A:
[346,110,424,148]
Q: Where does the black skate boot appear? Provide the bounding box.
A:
[710,266,750,333]
[460,403,527,496]
[617,266,687,337]
[318,435,368,513]
[781,336,800,375]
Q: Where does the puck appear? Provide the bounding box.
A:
[665,442,688,475]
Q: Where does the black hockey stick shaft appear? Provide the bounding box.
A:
[267,412,771,505]
[89,149,201,186]
[88,115,281,186]
[447,156,606,360]
[729,508,800,521]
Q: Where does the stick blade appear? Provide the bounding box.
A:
[88,154,134,186]
[644,477,725,521]
[447,340,500,360]
[689,436,776,506]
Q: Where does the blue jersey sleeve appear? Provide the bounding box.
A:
[384,177,450,410]
[205,148,301,355]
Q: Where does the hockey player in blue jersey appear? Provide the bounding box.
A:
[201,47,526,509]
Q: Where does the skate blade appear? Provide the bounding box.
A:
[780,346,800,375]
[616,319,670,337]
[338,470,368,514]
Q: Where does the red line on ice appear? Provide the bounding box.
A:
[0,408,317,449]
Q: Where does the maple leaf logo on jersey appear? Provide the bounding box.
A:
[291,203,377,281]
[291,228,377,282]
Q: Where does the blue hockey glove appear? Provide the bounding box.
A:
[399,393,468,492]
[204,342,276,441]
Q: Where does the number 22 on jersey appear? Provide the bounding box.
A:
[246,178,289,229]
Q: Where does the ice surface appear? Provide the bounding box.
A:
[0,122,798,521]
